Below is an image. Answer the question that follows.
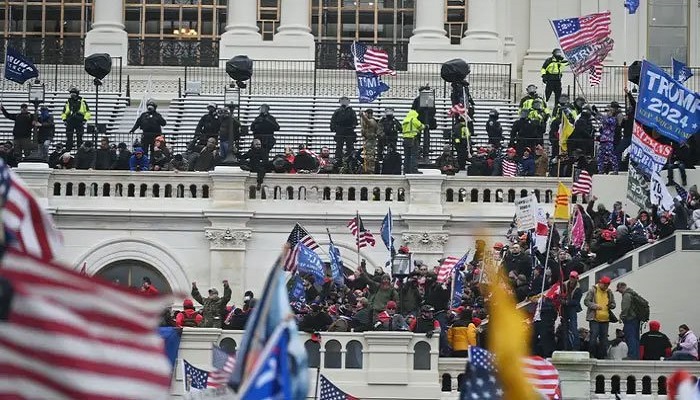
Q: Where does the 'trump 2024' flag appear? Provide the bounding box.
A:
[4,47,39,84]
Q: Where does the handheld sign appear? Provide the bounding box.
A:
[635,60,700,144]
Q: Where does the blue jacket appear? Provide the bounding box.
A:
[520,156,535,176]
[129,148,150,171]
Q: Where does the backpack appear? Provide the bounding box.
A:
[631,291,650,322]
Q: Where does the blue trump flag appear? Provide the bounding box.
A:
[380,208,395,257]
[289,273,306,303]
[229,258,308,400]
[450,252,470,309]
[327,235,345,286]
[624,0,640,14]
[635,60,700,144]
[673,58,694,84]
[357,72,390,103]
[296,243,326,285]
[158,326,182,368]
[4,47,39,84]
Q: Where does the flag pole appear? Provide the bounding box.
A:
[355,210,361,269]
[313,366,321,400]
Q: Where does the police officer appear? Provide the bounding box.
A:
[527,98,550,143]
[377,107,402,174]
[330,96,358,161]
[129,99,166,157]
[61,87,91,151]
[251,104,280,156]
[519,84,545,113]
[452,115,471,171]
[541,48,569,105]
[401,105,424,174]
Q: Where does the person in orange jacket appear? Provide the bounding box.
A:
[448,311,479,357]
[176,299,203,328]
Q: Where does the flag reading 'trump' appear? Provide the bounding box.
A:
[551,12,614,75]
[4,48,39,84]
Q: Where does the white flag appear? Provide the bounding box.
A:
[650,172,675,212]
[135,75,153,118]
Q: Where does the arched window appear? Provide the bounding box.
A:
[96,260,171,293]
[413,342,431,370]
[324,340,342,369]
[345,340,363,369]
[305,339,320,368]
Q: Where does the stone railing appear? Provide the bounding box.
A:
[174,329,440,399]
[174,331,700,400]
[16,164,576,218]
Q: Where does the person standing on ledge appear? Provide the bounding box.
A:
[61,87,91,152]
[330,96,358,161]
[541,48,569,106]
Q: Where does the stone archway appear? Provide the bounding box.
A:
[73,238,190,294]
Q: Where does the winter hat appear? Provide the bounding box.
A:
[183,299,194,309]
[386,301,397,310]
[134,147,144,154]
[649,320,661,331]
[506,147,517,154]
[569,271,579,279]
[599,276,611,285]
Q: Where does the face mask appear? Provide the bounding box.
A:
[71,94,78,99]
[244,296,251,302]
[147,106,155,112]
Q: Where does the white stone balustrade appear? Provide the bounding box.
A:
[174,331,700,400]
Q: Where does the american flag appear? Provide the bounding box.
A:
[589,64,604,86]
[524,356,562,399]
[208,345,236,388]
[552,11,612,52]
[352,41,396,76]
[437,256,459,283]
[572,170,593,196]
[347,214,376,249]
[183,359,209,391]
[502,159,518,177]
[2,162,62,262]
[283,223,319,272]
[448,103,467,117]
[0,248,174,400]
[319,375,359,400]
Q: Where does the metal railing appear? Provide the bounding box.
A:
[184,60,512,99]
[127,38,220,67]
[1,37,85,65]
[315,41,409,70]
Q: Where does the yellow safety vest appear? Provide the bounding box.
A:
[61,98,91,121]
[454,123,470,143]
[401,109,424,139]
[541,57,569,77]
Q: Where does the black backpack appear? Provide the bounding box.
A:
[631,291,650,322]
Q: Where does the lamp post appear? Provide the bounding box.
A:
[220,82,243,165]
[26,80,47,162]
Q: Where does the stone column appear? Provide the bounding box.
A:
[219,0,265,61]
[499,0,518,77]
[408,0,451,63]
[551,351,595,400]
[461,0,502,62]
[272,0,315,60]
[205,228,252,300]
[84,0,128,61]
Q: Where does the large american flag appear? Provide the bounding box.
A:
[319,375,358,400]
[437,256,459,283]
[352,41,396,76]
[347,214,376,249]
[1,163,62,262]
[589,64,604,86]
[552,11,612,52]
[524,356,562,399]
[283,223,319,272]
[572,170,593,196]
[0,248,174,400]
[502,159,518,177]
[208,345,236,388]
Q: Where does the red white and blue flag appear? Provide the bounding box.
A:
[352,41,396,77]
[348,213,376,249]
[207,345,236,388]
[552,12,614,75]
[283,223,319,273]
[319,375,359,400]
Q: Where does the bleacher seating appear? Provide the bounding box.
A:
[166,95,520,159]
[0,91,129,148]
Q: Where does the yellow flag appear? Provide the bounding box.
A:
[486,269,539,400]
[559,115,575,153]
[554,182,571,220]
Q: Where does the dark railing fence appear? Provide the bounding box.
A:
[184,60,513,99]
[1,38,123,93]
[127,38,219,67]
[314,41,409,70]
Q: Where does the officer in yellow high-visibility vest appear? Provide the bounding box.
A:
[453,116,471,171]
[541,48,569,106]
[519,84,545,114]
[401,107,424,174]
[61,87,91,151]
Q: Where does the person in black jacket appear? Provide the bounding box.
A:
[250,104,280,156]
[74,141,96,170]
[486,109,504,148]
[112,142,131,170]
[377,108,401,174]
[0,141,18,167]
[510,109,537,155]
[239,139,268,189]
[218,104,241,158]
[95,137,116,170]
[129,100,166,157]
[568,107,594,157]
[330,96,358,161]
[1,103,34,158]
[194,103,221,143]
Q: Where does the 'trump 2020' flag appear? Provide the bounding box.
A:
[230,258,308,400]
[635,60,700,144]
[551,11,614,75]
[357,72,390,103]
[0,248,174,400]
[4,47,39,84]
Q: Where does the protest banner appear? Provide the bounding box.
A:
[514,195,536,231]
[629,122,673,177]
[650,172,675,212]
[627,163,653,210]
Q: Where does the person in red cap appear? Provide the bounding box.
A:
[560,271,583,350]
[497,147,519,177]
[374,300,398,330]
[583,275,616,359]
[175,299,203,328]
[640,320,672,360]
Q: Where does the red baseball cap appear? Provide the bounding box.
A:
[569,271,579,279]
[599,276,611,284]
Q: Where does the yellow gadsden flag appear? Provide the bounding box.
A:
[486,269,539,400]
[559,114,575,153]
[554,182,571,220]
